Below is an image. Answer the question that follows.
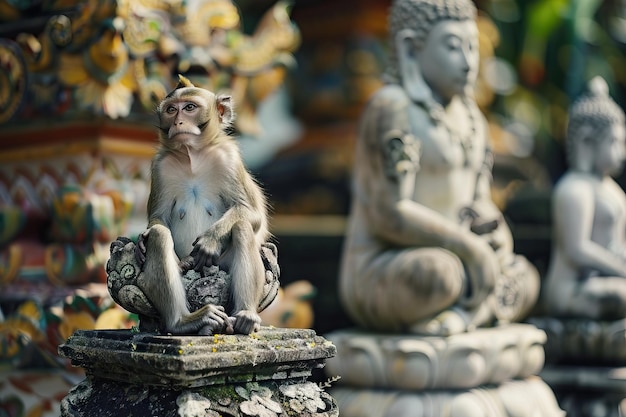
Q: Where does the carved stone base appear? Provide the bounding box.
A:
[325,323,546,389]
[106,237,280,333]
[329,378,564,417]
[528,317,626,363]
[58,327,338,417]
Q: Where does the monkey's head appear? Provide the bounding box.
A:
[157,75,235,151]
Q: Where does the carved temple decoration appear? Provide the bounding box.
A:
[106,236,281,333]
[0,0,300,133]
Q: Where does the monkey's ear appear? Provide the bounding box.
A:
[216,95,235,128]
[176,74,195,89]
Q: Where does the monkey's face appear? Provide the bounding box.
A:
[158,88,211,149]
[157,86,234,151]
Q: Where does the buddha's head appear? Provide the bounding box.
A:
[386,0,478,105]
[566,76,626,176]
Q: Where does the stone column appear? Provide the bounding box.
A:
[58,327,338,417]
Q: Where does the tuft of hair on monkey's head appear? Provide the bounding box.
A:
[156,74,236,147]
[175,74,194,89]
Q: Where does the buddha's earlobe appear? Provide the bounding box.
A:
[571,133,594,173]
[396,29,431,104]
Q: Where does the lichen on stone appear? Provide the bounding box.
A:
[279,382,326,414]
[236,382,283,417]
[176,391,220,417]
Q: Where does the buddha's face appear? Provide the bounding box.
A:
[416,19,479,102]
[595,122,626,176]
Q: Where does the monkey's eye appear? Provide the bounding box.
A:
[183,103,197,112]
[166,105,176,114]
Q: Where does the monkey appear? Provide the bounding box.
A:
[134,75,270,336]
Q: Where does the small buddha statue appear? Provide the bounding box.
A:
[339,0,540,336]
[543,76,626,320]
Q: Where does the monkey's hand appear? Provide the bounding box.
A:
[179,255,195,273]
[190,234,223,271]
[232,310,262,334]
[135,229,150,268]
[192,304,233,336]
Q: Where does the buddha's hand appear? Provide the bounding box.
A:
[485,222,514,255]
[458,237,499,308]
[459,206,513,254]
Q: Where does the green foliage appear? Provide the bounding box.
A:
[484,0,626,183]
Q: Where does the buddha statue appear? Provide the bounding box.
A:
[543,76,626,320]
[339,0,540,336]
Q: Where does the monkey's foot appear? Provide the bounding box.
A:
[197,324,216,336]
[233,310,262,335]
[198,316,235,336]
[197,326,212,336]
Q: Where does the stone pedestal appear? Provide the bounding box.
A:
[529,317,626,417]
[324,324,564,416]
[58,327,338,417]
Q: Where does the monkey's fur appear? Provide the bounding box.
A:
[135,75,270,335]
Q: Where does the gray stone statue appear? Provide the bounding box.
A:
[543,76,626,319]
[527,76,626,417]
[339,0,540,336]
[326,2,564,415]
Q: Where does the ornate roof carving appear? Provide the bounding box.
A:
[0,0,300,134]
